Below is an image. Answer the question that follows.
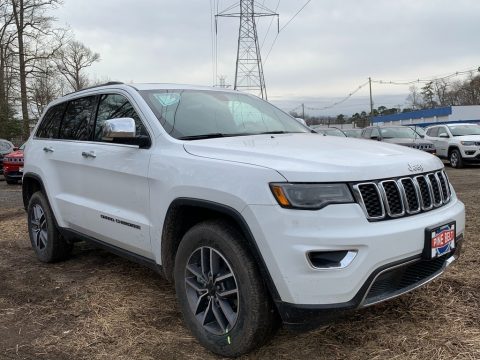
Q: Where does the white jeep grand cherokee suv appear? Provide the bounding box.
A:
[23,83,465,357]
[425,123,480,168]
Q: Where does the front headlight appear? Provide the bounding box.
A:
[270,183,354,209]
[460,141,476,146]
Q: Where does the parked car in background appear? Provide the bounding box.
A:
[3,144,24,184]
[343,128,363,138]
[361,126,436,154]
[312,126,347,137]
[0,139,15,176]
[425,123,480,168]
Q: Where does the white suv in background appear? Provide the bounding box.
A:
[23,83,465,357]
[425,123,480,168]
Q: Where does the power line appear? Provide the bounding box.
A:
[264,0,311,64]
[303,81,370,111]
[279,0,311,32]
[260,0,281,49]
[373,68,478,86]
[291,66,479,113]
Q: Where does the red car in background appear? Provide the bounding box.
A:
[3,144,24,184]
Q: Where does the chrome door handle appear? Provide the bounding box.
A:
[43,147,54,153]
[81,151,96,159]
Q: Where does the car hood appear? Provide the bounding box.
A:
[453,135,480,141]
[6,150,24,158]
[183,133,444,182]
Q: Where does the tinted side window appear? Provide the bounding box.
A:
[426,127,439,137]
[438,127,449,137]
[94,94,149,142]
[36,103,66,139]
[58,96,96,141]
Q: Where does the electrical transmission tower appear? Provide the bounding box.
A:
[216,1,278,100]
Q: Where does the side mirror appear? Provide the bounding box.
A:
[102,118,136,140]
[439,133,449,138]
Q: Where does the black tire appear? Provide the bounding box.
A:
[174,220,278,357]
[27,191,73,262]
[449,149,463,169]
[6,178,18,185]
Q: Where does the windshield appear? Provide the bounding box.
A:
[380,127,417,139]
[140,90,309,139]
[409,126,426,137]
[344,129,362,138]
[449,125,480,136]
[323,129,346,137]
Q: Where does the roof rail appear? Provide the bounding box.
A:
[64,81,125,96]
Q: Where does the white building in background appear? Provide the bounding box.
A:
[373,105,480,127]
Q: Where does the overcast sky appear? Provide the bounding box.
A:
[55,0,480,115]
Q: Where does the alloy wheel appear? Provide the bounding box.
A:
[450,152,458,167]
[30,204,48,250]
[184,246,239,335]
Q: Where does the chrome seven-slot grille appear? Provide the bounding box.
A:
[353,170,451,221]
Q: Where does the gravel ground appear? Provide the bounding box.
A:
[0,166,479,360]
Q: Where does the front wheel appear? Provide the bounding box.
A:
[449,149,464,168]
[174,220,278,357]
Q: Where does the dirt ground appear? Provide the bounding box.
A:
[0,167,479,360]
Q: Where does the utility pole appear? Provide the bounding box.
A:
[369,77,374,126]
[302,103,305,119]
[216,1,279,100]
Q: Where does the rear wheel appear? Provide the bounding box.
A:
[174,220,278,357]
[6,178,18,185]
[27,191,73,262]
[449,149,463,168]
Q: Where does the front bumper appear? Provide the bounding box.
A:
[461,147,480,162]
[242,196,465,321]
[4,170,23,180]
[276,238,462,329]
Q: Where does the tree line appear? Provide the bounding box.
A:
[0,0,100,141]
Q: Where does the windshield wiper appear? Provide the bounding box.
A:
[256,131,307,135]
[179,133,249,140]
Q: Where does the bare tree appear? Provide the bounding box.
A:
[10,0,63,138]
[56,40,100,92]
[0,2,20,139]
[432,79,449,106]
[406,85,422,110]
